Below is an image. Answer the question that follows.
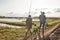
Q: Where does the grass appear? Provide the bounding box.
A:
[33,18,60,26]
[0,21,26,26]
[0,27,25,40]
[0,18,59,26]
[0,18,60,40]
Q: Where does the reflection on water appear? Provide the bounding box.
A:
[0,18,39,22]
[0,23,22,28]
[0,18,39,28]
[0,18,26,22]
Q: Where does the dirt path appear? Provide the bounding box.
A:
[18,23,60,40]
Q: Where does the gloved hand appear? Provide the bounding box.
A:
[32,23,36,26]
[34,24,36,26]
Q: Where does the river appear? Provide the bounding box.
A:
[0,18,39,22]
[0,18,39,28]
[0,18,26,28]
[0,23,22,28]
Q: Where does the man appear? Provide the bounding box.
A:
[39,11,46,40]
[24,15,36,40]
[26,15,32,32]
[39,11,46,27]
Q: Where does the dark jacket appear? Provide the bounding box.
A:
[39,15,46,24]
[26,17,32,28]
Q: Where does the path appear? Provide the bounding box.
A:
[18,23,60,40]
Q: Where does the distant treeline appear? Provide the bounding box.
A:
[0,16,60,19]
[0,16,27,19]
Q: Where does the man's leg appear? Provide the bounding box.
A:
[38,24,41,40]
[26,28,32,40]
[24,28,31,40]
[40,23,42,30]
[30,29,32,40]
[38,28,41,40]
[24,29,28,40]
[42,24,45,40]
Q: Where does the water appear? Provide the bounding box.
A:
[0,18,39,22]
[0,18,26,22]
[0,18,39,28]
[0,18,25,28]
[0,23,22,28]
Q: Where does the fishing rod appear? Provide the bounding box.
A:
[28,0,32,15]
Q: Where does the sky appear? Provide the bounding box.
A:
[0,0,60,17]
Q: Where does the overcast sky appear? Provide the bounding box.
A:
[0,0,60,17]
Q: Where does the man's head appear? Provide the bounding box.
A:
[28,15,31,17]
[41,11,45,15]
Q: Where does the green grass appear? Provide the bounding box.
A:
[0,21,26,26]
[0,18,60,26]
[33,18,60,26]
[0,18,60,40]
[0,27,26,40]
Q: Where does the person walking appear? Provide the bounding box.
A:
[39,11,46,40]
[24,15,36,40]
[26,15,32,33]
[24,15,32,40]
